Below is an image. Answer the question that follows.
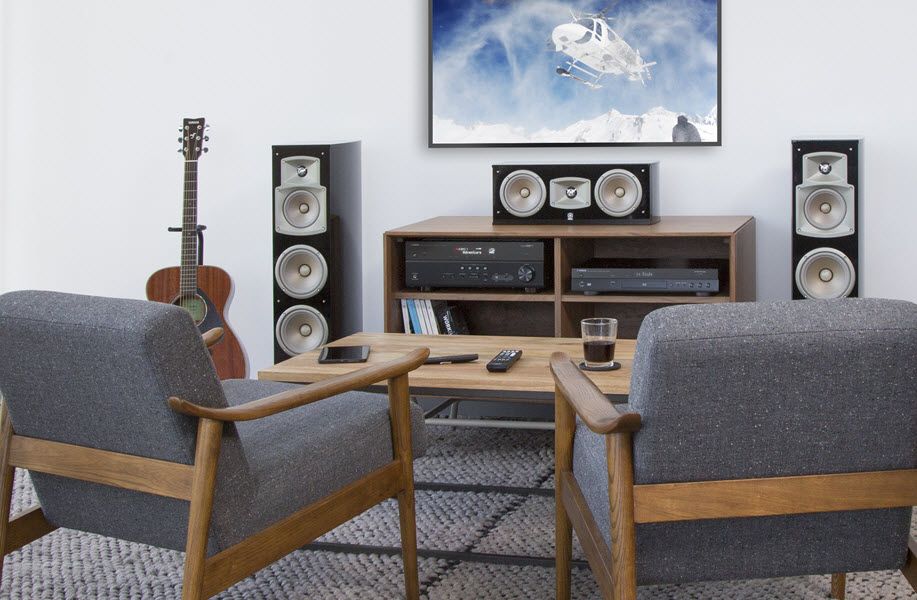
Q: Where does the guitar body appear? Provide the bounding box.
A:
[146,265,248,380]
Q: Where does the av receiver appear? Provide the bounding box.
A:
[405,240,546,291]
[572,267,720,295]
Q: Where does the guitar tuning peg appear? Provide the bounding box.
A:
[178,137,183,143]
[203,136,209,142]
[177,148,183,153]
[202,147,209,153]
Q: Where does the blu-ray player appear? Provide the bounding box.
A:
[572,265,720,295]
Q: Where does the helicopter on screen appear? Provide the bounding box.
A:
[552,9,656,89]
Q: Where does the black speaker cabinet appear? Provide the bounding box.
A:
[791,139,860,300]
[272,142,362,362]
[492,163,659,225]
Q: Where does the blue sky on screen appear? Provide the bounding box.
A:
[431,0,718,131]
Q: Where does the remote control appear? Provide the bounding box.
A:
[486,349,522,373]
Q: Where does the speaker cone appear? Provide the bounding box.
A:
[275,305,329,356]
[595,169,642,217]
[803,188,847,231]
[282,189,321,230]
[274,245,328,299]
[794,248,855,299]
[499,170,546,217]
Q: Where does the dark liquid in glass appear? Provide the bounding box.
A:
[583,341,615,364]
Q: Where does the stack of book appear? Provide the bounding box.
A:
[400,299,469,335]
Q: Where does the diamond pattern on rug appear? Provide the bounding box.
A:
[319,490,521,553]
[415,426,553,488]
[471,494,587,562]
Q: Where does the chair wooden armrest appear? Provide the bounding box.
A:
[201,327,224,349]
[168,347,431,422]
[550,352,641,435]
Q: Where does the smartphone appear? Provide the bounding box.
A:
[318,345,370,364]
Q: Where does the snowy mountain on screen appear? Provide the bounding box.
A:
[433,106,717,144]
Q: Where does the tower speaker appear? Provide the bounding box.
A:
[792,139,860,300]
[493,163,659,225]
[272,142,362,362]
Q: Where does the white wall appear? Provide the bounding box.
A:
[2,1,916,373]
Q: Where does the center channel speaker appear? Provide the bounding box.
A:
[792,139,860,300]
[273,142,362,362]
[493,163,659,225]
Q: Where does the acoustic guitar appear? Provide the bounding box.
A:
[146,117,247,379]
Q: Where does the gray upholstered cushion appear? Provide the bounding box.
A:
[0,291,427,555]
[573,299,917,585]
[207,380,427,553]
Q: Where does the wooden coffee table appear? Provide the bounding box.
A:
[261,332,631,567]
[259,332,634,404]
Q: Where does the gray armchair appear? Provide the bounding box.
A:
[552,299,917,599]
[0,290,429,599]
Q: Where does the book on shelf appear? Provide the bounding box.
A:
[432,300,470,335]
[400,299,412,333]
[422,299,440,335]
[405,299,422,334]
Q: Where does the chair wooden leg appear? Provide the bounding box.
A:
[830,573,846,599]
[554,386,576,600]
[389,373,420,600]
[0,401,14,583]
[181,418,222,600]
[606,433,637,600]
[903,537,917,593]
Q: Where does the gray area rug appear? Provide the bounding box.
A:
[2,425,914,599]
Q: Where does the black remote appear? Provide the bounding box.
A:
[486,349,522,372]
[424,354,479,365]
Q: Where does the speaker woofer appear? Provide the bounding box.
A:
[794,248,856,299]
[274,244,328,299]
[275,305,329,356]
[595,169,642,217]
[803,188,847,231]
[500,170,546,217]
[282,189,322,230]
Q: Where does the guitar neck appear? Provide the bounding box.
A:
[179,160,199,295]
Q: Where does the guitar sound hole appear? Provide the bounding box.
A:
[174,293,208,326]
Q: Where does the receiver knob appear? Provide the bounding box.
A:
[518,264,535,283]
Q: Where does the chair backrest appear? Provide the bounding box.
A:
[0,290,228,465]
[629,298,917,485]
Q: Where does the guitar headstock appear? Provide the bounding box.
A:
[178,117,210,160]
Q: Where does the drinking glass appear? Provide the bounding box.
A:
[581,318,618,368]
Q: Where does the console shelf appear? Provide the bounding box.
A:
[393,290,555,303]
[560,293,731,305]
[384,216,756,338]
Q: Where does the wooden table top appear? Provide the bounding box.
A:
[385,215,754,238]
[258,332,635,398]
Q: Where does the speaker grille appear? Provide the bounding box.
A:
[275,305,329,356]
[499,170,546,217]
[794,248,856,299]
[803,188,847,231]
[595,169,642,217]
[274,244,328,299]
